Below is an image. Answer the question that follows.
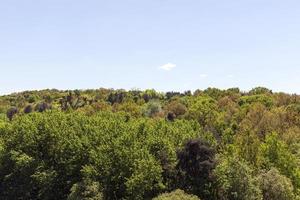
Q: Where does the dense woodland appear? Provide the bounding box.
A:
[0,87,300,200]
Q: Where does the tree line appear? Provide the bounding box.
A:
[0,87,299,199]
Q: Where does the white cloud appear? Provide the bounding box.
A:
[200,74,208,78]
[159,63,176,71]
[227,74,234,78]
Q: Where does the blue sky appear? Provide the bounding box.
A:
[1,0,300,94]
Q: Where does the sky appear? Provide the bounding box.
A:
[1,0,300,95]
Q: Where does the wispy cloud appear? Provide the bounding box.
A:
[159,63,176,71]
[200,74,208,78]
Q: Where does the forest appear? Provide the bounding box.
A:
[0,87,299,200]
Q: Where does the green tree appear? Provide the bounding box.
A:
[258,132,300,189]
[187,96,218,130]
[143,100,163,118]
[249,87,272,95]
[214,156,262,200]
[258,168,295,200]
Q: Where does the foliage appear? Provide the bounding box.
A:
[186,96,218,130]
[143,100,163,117]
[258,132,300,188]
[0,87,299,199]
[68,180,103,200]
[153,189,200,200]
[6,107,18,121]
[214,155,262,200]
[176,139,215,199]
[258,168,295,200]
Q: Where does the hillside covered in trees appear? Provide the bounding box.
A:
[0,87,300,200]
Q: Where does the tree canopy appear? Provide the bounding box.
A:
[0,87,299,199]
